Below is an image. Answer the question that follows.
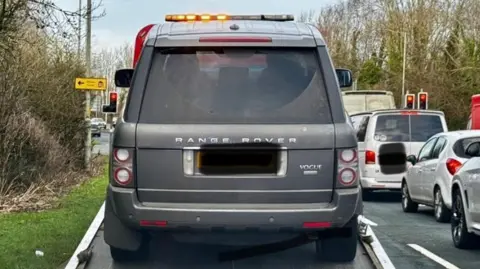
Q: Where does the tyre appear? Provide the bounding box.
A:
[451,189,477,249]
[401,181,418,213]
[434,187,450,223]
[109,232,150,262]
[316,216,357,262]
[110,244,148,262]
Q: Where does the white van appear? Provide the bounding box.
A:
[353,109,448,196]
[342,90,396,114]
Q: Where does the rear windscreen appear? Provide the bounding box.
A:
[343,95,394,114]
[453,137,480,158]
[138,47,332,124]
[374,114,444,142]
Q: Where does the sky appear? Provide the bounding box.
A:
[55,0,335,51]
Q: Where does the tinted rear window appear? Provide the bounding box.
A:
[453,137,480,158]
[138,47,332,124]
[374,114,444,142]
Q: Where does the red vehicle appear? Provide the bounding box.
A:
[467,94,480,130]
[133,24,156,68]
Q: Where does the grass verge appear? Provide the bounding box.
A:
[0,166,108,269]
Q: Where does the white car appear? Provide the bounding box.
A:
[402,130,480,223]
[91,117,107,129]
[451,141,480,248]
[354,109,448,198]
[342,90,396,114]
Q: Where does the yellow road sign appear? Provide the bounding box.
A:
[75,77,108,90]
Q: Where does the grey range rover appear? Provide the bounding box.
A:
[103,14,362,263]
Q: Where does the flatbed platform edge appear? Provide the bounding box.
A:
[64,202,392,269]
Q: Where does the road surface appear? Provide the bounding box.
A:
[92,130,111,156]
[83,230,375,269]
[364,191,480,269]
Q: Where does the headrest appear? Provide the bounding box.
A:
[164,54,199,73]
[218,67,249,78]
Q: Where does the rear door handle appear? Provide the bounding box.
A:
[429,168,436,172]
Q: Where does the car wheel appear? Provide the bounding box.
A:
[110,244,149,262]
[401,181,418,213]
[109,231,150,262]
[451,189,477,249]
[316,216,357,262]
[434,187,450,223]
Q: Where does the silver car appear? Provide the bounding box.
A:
[87,118,101,137]
[451,140,480,248]
[91,117,106,129]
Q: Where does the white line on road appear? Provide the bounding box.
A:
[359,215,378,226]
[64,201,105,269]
[407,244,460,269]
[361,216,396,269]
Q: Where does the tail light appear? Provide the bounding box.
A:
[365,150,376,164]
[112,148,134,187]
[337,148,358,188]
[446,158,462,175]
[133,24,155,68]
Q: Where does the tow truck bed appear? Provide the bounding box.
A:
[81,229,376,269]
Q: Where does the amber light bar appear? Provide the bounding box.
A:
[165,14,294,22]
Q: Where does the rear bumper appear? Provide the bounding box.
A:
[361,177,401,190]
[106,184,362,231]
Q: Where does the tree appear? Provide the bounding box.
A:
[358,57,383,89]
[0,0,105,196]
[311,0,480,129]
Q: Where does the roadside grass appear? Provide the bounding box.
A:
[0,165,108,269]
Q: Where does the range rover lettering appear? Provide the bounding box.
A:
[174,137,298,144]
[103,14,361,263]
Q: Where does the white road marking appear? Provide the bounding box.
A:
[64,201,105,269]
[407,244,460,269]
[360,216,396,269]
[359,215,378,226]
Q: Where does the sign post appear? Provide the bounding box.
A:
[75,77,107,169]
[83,0,93,170]
[75,78,108,91]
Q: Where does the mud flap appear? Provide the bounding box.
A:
[103,198,143,251]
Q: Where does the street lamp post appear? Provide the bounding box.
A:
[401,31,407,107]
[84,0,92,169]
[77,0,82,58]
